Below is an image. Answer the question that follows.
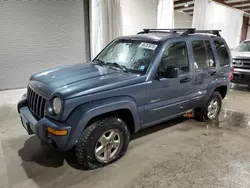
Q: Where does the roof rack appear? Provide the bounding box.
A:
[137,28,195,35]
[195,30,221,37]
[137,28,221,37]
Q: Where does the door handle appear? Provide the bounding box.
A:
[180,77,191,83]
[209,71,217,76]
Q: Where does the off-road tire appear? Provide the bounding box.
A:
[194,91,222,121]
[75,117,130,170]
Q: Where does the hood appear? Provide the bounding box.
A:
[29,62,141,99]
[231,51,250,59]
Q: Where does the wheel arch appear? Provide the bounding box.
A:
[213,85,227,99]
[86,109,136,133]
[206,79,229,103]
[65,96,140,150]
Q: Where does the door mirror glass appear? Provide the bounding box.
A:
[162,66,179,78]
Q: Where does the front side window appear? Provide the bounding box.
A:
[214,40,230,66]
[158,41,189,76]
[95,40,158,74]
[192,40,215,69]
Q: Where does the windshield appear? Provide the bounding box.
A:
[94,40,158,74]
[235,41,250,52]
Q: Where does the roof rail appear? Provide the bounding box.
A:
[137,28,221,37]
[137,28,195,35]
[195,30,221,37]
[180,28,195,36]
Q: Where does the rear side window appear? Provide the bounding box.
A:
[205,41,214,64]
[192,40,215,69]
[214,40,230,66]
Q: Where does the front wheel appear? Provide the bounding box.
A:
[75,117,130,170]
[194,91,222,121]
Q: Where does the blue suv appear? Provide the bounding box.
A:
[18,29,232,169]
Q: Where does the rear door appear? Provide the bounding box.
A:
[189,38,217,106]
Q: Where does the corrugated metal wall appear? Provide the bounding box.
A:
[0,0,90,90]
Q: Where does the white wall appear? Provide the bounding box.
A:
[157,0,174,28]
[247,28,250,40]
[192,0,243,49]
[90,0,122,58]
[121,0,158,35]
[174,11,192,28]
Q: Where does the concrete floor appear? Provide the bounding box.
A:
[1,85,250,188]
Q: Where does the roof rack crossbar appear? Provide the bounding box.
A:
[137,28,222,37]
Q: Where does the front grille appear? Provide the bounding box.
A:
[27,87,46,118]
[233,58,250,69]
[244,62,250,66]
[233,66,250,69]
[233,58,250,62]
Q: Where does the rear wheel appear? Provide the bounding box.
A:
[75,117,130,170]
[194,91,222,121]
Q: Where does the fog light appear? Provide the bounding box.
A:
[47,127,67,136]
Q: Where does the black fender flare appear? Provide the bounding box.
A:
[205,79,229,104]
[65,96,140,150]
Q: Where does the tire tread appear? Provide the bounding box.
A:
[75,117,129,170]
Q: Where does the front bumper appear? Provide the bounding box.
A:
[18,98,71,151]
[232,68,250,85]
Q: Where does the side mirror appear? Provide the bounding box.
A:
[162,66,179,78]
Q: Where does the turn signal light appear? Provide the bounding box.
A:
[47,127,67,136]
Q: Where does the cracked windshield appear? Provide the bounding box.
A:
[95,40,157,74]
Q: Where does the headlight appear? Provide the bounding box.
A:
[52,97,62,115]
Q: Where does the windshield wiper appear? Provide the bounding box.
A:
[106,62,128,72]
[94,59,106,66]
[112,62,129,73]
[94,60,128,73]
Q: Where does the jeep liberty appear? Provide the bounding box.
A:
[18,28,232,169]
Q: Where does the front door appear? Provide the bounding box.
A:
[143,41,194,126]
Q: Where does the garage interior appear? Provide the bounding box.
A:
[1,0,250,187]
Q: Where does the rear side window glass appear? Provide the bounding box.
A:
[205,41,215,67]
[192,40,215,69]
[214,40,230,66]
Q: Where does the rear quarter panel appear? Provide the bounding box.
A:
[204,37,231,103]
